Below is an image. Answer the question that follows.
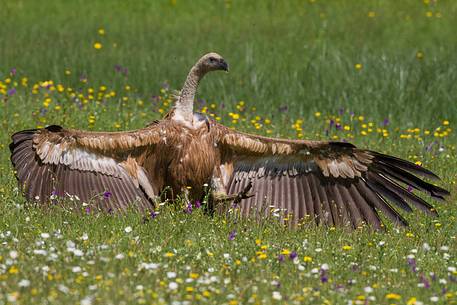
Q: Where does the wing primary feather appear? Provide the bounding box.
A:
[296,174,305,220]
[366,172,413,212]
[290,177,300,226]
[314,177,335,227]
[308,174,323,225]
[347,184,383,230]
[375,162,449,199]
[328,182,351,226]
[301,175,315,221]
[373,171,438,216]
[338,183,364,228]
[356,180,408,227]
[372,152,440,180]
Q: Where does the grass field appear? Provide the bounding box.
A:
[0,1,456,304]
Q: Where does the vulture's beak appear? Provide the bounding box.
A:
[220,59,229,72]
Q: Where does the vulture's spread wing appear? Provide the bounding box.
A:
[10,123,163,212]
[215,124,449,229]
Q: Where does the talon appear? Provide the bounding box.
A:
[233,181,254,204]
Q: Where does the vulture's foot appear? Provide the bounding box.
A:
[212,180,254,207]
[233,180,254,204]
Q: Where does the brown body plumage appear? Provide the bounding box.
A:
[10,52,450,229]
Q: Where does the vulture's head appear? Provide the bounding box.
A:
[197,52,229,73]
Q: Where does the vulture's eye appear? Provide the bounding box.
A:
[209,57,216,62]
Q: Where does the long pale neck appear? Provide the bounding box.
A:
[173,65,204,123]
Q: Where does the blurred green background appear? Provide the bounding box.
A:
[2,0,457,125]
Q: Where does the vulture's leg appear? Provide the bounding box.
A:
[181,187,191,204]
[211,178,254,206]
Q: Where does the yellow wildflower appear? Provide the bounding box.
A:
[280,249,291,255]
[190,273,199,279]
[303,256,313,263]
[386,293,401,300]
[258,253,267,260]
[8,266,19,274]
[407,297,417,305]
[94,42,102,50]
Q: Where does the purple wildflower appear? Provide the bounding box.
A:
[407,185,413,193]
[289,251,298,260]
[184,202,192,214]
[278,254,285,263]
[7,88,16,96]
[320,266,329,283]
[338,108,345,115]
[383,118,390,126]
[194,200,201,209]
[10,68,16,76]
[329,119,335,129]
[228,230,236,241]
[407,257,417,272]
[85,207,91,214]
[336,123,342,130]
[150,210,158,219]
[114,64,122,73]
[103,191,112,199]
[420,274,430,288]
[107,208,113,214]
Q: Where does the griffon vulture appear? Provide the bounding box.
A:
[10,52,449,229]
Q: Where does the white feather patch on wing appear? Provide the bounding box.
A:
[36,143,123,177]
[137,167,157,200]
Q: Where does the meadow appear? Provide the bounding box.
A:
[0,1,456,304]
